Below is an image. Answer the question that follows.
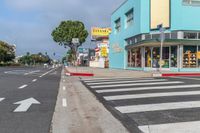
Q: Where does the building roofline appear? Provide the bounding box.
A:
[112,0,128,15]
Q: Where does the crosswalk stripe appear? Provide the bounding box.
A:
[104,90,200,101]
[83,78,154,83]
[87,79,167,85]
[90,81,183,89]
[139,121,200,133]
[115,101,200,114]
[96,84,200,93]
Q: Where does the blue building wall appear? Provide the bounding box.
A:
[171,0,200,31]
[110,0,200,69]
[109,0,141,69]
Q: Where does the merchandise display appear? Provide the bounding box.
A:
[145,47,151,67]
[183,50,197,68]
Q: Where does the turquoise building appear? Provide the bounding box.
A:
[109,0,200,72]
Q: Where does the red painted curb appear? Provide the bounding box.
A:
[64,67,94,77]
[70,72,94,77]
[162,73,200,77]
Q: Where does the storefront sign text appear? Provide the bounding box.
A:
[112,44,123,53]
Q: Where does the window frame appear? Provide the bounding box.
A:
[115,18,121,33]
[183,0,200,6]
[125,8,134,28]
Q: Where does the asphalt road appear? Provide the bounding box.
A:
[0,66,62,133]
[81,76,200,133]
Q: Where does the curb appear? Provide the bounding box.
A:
[153,73,200,77]
[64,67,94,77]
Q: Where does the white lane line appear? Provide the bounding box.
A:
[63,79,66,82]
[115,101,200,114]
[62,98,67,107]
[83,78,154,83]
[87,79,167,85]
[24,70,40,75]
[39,68,57,78]
[0,98,5,102]
[172,76,200,81]
[96,84,199,93]
[18,84,28,89]
[63,86,66,91]
[32,79,37,82]
[104,90,200,101]
[139,121,200,133]
[91,81,183,89]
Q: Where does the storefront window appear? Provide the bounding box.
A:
[162,47,169,68]
[198,46,200,67]
[127,48,141,67]
[127,50,131,67]
[145,47,151,67]
[183,45,197,68]
[152,47,160,68]
[135,48,141,67]
[131,49,136,67]
[171,46,177,67]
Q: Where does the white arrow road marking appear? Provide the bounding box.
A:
[13,98,40,112]
[0,98,5,102]
[18,84,28,89]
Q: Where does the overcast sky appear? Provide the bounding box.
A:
[0,0,124,59]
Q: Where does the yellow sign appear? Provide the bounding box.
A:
[91,27,111,38]
[101,47,108,57]
[150,0,170,29]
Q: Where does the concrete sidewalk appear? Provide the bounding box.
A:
[65,66,152,78]
[65,66,200,77]
[51,69,129,133]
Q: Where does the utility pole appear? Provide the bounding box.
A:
[158,24,165,72]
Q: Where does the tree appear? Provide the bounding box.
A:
[0,41,15,63]
[19,52,52,65]
[51,20,88,61]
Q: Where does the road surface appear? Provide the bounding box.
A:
[0,66,61,133]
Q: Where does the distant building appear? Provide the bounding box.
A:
[89,27,111,68]
[110,0,200,72]
[77,48,95,66]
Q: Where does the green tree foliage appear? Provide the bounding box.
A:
[19,52,52,65]
[51,20,88,52]
[0,41,15,63]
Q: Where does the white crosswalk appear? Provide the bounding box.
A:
[96,84,200,93]
[90,81,183,89]
[82,77,200,133]
[87,79,167,85]
[104,90,200,100]
[115,101,200,113]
